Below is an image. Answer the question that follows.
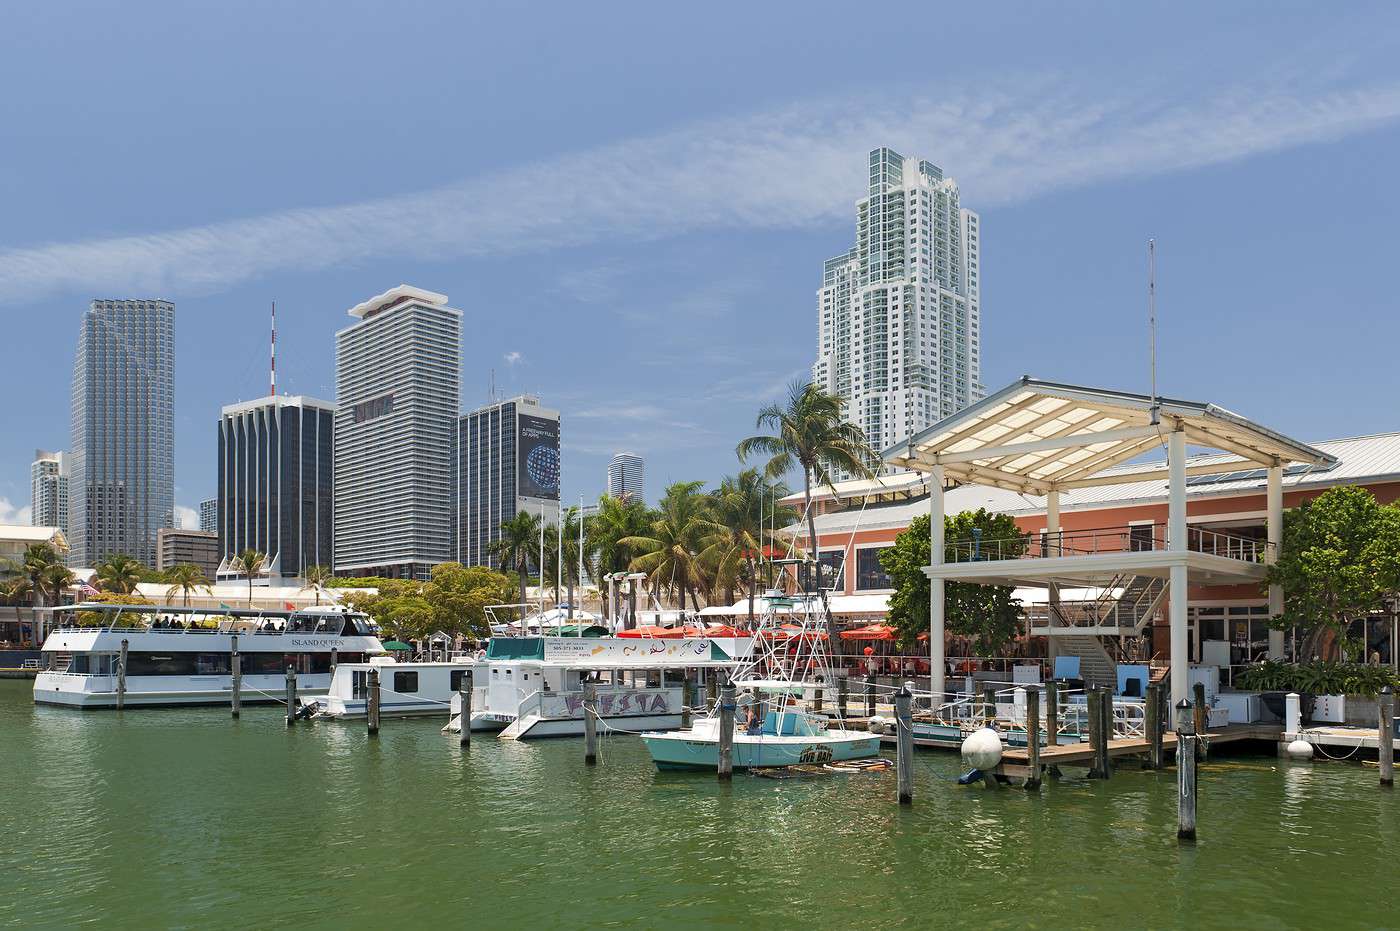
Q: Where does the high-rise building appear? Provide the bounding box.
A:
[199,498,218,534]
[156,528,220,577]
[335,285,461,580]
[607,452,644,501]
[813,147,982,475]
[217,395,335,581]
[69,299,175,567]
[31,450,69,537]
[458,395,560,570]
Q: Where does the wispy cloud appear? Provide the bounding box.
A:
[174,505,200,530]
[503,351,523,366]
[4,76,1400,303]
[0,498,33,526]
[573,403,666,420]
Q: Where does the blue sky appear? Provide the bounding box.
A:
[2,2,1399,526]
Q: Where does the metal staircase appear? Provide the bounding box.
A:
[1042,575,1168,690]
[1046,604,1118,689]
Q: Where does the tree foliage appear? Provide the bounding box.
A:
[95,553,145,595]
[339,563,514,643]
[1265,485,1400,660]
[880,509,1026,655]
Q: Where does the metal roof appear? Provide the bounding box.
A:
[883,377,1335,494]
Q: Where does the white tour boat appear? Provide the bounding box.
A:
[642,584,881,770]
[33,603,383,708]
[306,656,477,719]
[442,634,752,739]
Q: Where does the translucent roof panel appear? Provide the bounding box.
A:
[883,377,1336,493]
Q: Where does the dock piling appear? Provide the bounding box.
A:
[1099,689,1114,778]
[117,639,128,711]
[367,667,380,737]
[680,673,693,730]
[330,647,338,675]
[1025,685,1042,790]
[837,675,848,719]
[895,681,914,805]
[1380,686,1394,788]
[864,675,875,718]
[459,669,472,748]
[1145,681,1163,769]
[813,686,823,715]
[1176,698,1197,842]
[1193,681,1208,760]
[285,666,298,727]
[717,677,735,782]
[1085,687,1103,778]
[583,683,598,766]
[231,633,241,719]
[983,684,997,725]
[1045,680,1059,746]
[706,670,717,706]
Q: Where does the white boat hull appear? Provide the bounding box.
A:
[644,723,881,770]
[33,672,329,708]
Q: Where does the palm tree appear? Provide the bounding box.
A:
[2,544,64,628]
[621,481,723,616]
[163,563,210,607]
[553,506,587,621]
[41,562,75,610]
[737,380,877,639]
[300,565,334,606]
[585,494,651,624]
[232,548,267,607]
[702,469,798,627]
[95,553,144,596]
[491,510,542,611]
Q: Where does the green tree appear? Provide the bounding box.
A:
[880,510,1026,655]
[424,563,515,639]
[701,469,797,626]
[491,510,543,611]
[232,548,267,607]
[737,379,876,639]
[621,480,722,614]
[2,544,67,637]
[300,565,334,606]
[95,553,145,596]
[162,563,211,607]
[1266,485,1400,661]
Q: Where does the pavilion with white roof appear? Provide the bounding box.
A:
[882,377,1336,713]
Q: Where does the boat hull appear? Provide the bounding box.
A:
[643,730,881,770]
[33,672,329,708]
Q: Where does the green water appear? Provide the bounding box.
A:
[1,680,1395,930]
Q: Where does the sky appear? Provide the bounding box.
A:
[2,2,1399,527]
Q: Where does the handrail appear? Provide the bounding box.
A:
[947,523,1273,564]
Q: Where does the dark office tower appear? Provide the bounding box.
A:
[458,395,560,569]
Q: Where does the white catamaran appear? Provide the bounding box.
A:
[33,604,383,708]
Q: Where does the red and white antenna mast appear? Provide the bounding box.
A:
[270,301,277,397]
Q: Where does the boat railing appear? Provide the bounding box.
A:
[49,623,353,637]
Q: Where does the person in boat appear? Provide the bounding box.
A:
[739,691,763,735]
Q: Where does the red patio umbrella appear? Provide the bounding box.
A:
[839,623,898,641]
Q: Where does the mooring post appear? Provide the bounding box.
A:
[330,646,338,674]
[1177,698,1197,842]
[367,667,380,737]
[458,669,472,748]
[1380,686,1395,788]
[230,632,241,719]
[717,678,735,782]
[1086,687,1105,779]
[1045,680,1059,746]
[1025,685,1042,790]
[285,666,298,727]
[813,685,824,715]
[983,684,997,726]
[680,672,693,730]
[895,681,914,805]
[1145,681,1163,769]
[1193,681,1208,761]
[864,674,876,718]
[1099,689,1114,778]
[706,670,718,706]
[838,674,849,719]
[583,682,598,766]
[117,638,128,711]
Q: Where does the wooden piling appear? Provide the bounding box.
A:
[895,682,914,805]
[1145,681,1163,769]
[285,666,298,727]
[583,683,598,766]
[1099,689,1113,778]
[864,675,875,717]
[1045,680,1059,746]
[230,633,241,719]
[680,672,693,730]
[1193,681,1208,761]
[117,638,128,711]
[706,670,718,706]
[1025,686,1042,790]
[367,667,380,736]
[717,678,735,782]
[1086,687,1105,779]
[837,675,849,719]
[1380,686,1394,788]
[459,669,472,748]
[983,684,997,725]
[1176,698,1197,842]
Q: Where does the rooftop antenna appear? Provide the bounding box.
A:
[270,301,277,398]
[490,368,496,403]
[1148,240,1159,426]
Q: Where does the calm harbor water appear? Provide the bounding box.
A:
[1,679,1395,930]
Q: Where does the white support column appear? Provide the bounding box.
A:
[1266,462,1285,660]
[929,465,946,706]
[1045,489,1061,658]
[1168,429,1190,715]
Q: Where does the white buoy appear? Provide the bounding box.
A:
[961,727,1003,770]
[1285,738,1313,761]
[867,715,887,735]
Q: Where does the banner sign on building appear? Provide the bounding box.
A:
[517,414,560,500]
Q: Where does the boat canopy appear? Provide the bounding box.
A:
[486,638,547,661]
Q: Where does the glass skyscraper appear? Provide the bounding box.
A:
[69,300,175,567]
[335,285,461,580]
[813,148,982,476]
[607,452,643,501]
[459,395,560,570]
[217,395,335,580]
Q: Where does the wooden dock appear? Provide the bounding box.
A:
[993,723,1282,778]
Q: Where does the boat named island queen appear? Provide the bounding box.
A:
[33,603,383,708]
[642,580,881,770]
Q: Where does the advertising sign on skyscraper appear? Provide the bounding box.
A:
[517,414,560,500]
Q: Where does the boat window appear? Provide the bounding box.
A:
[69,654,90,673]
[126,653,198,676]
[195,654,231,675]
[394,671,419,693]
[491,669,499,678]
[352,670,368,699]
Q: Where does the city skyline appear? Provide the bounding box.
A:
[3,7,1400,526]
